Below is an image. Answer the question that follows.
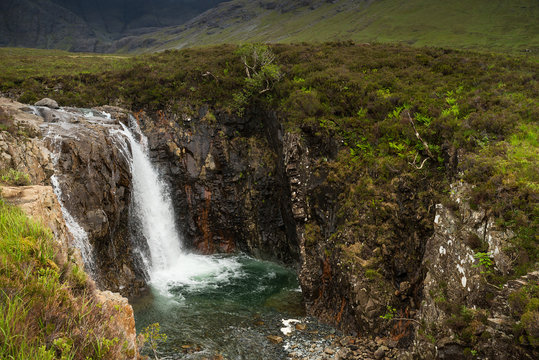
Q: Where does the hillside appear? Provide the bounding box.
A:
[1,0,537,54]
[120,0,539,54]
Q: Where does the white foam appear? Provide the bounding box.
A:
[281,319,301,335]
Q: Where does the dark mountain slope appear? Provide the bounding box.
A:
[0,0,99,51]
[0,0,226,51]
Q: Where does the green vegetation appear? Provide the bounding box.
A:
[473,252,494,275]
[139,323,167,360]
[445,306,488,345]
[509,284,539,347]
[233,43,282,115]
[380,305,397,321]
[0,169,31,186]
[0,48,130,79]
[0,197,132,359]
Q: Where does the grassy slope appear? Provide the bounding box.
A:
[0,48,130,83]
[0,194,134,359]
[135,0,539,54]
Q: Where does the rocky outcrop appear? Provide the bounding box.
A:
[37,105,142,295]
[406,181,537,359]
[1,183,139,359]
[0,98,54,185]
[35,98,59,109]
[95,290,138,358]
[281,130,437,339]
[1,98,141,295]
[0,99,139,357]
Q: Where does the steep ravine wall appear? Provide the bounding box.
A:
[138,108,300,263]
[136,106,435,336]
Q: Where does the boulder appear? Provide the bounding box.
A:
[95,290,138,359]
[35,98,59,109]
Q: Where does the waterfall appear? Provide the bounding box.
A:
[40,105,243,294]
[114,117,243,294]
[114,118,184,284]
[42,125,97,275]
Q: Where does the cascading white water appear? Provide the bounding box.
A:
[114,117,242,293]
[116,119,183,277]
[50,174,96,275]
[44,130,97,275]
[38,106,136,275]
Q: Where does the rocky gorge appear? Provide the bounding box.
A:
[1,86,537,359]
[135,104,538,359]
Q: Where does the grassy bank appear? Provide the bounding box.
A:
[0,195,132,359]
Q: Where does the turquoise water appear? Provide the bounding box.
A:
[130,254,305,359]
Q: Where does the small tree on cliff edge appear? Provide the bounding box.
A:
[233,43,282,115]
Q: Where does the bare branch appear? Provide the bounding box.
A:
[201,71,219,82]
[405,110,436,160]
[408,153,429,169]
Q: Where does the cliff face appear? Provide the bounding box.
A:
[410,182,537,359]
[40,106,141,294]
[139,108,299,263]
[0,98,143,295]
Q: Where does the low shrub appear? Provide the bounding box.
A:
[0,168,31,186]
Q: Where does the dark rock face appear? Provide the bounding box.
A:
[0,0,99,51]
[0,0,227,51]
[138,108,299,264]
[280,131,436,337]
